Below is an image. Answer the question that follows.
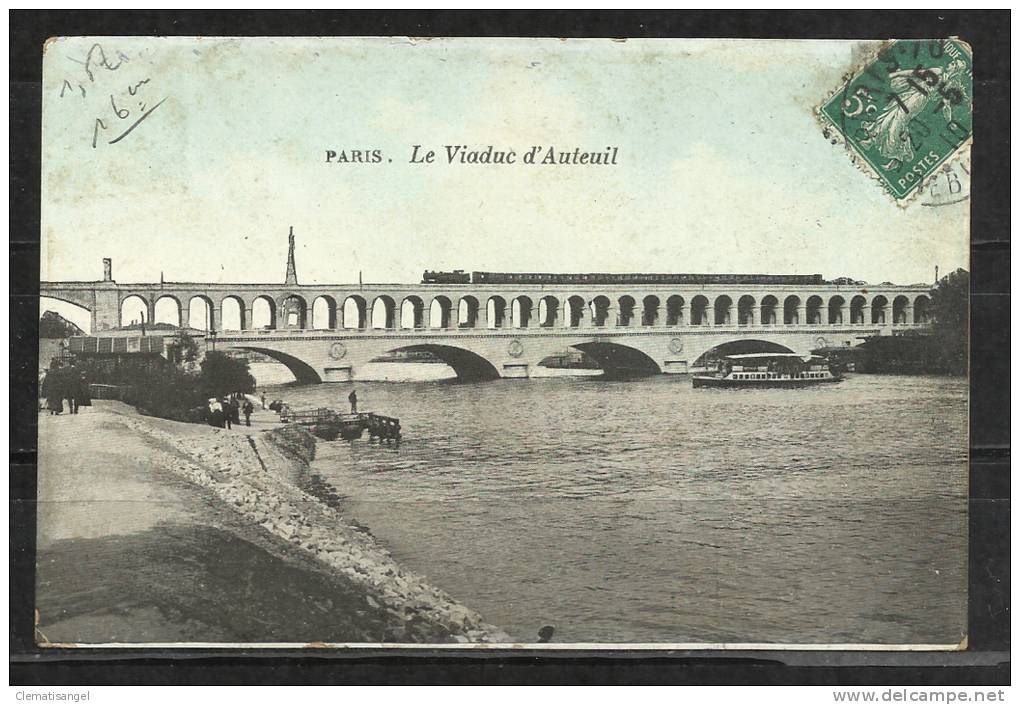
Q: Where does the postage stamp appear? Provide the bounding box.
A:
[818,38,972,203]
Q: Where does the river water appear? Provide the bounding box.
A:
[257,364,968,645]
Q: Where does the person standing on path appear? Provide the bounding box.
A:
[242,399,253,427]
[348,389,358,414]
[77,371,91,411]
[260,391,267,410]
[208,399,224,428]
[42,363,63,415]
[66,364,78,414]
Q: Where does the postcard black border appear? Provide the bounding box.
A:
[9,9,1010,686]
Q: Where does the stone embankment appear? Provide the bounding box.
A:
[118,412,509,644]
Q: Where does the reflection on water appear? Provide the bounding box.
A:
[263,367,968,645]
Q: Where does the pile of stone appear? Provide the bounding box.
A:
[122,414,509,644]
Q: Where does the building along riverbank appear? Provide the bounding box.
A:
[35,401,508,645]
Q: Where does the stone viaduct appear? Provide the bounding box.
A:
[40,237,934,383]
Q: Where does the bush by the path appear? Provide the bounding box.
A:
[79,351,256,423]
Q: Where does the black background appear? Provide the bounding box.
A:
[9,10,1010,685]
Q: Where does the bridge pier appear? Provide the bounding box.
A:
[89,289,119,332]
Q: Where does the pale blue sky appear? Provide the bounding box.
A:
[42,37,967,293]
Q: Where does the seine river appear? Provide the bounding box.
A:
[256,364,968,645]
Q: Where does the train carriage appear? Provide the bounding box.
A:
[423,270,826,286]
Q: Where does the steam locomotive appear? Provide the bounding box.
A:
[422,270,471,284]
[422,270,827,286]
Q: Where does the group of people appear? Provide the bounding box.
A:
[40,360,90,415]
[207,392,255,429]
[205,388,359,430]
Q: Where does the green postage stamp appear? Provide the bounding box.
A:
[818,38,972,203]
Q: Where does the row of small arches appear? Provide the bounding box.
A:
[120,292,934,331]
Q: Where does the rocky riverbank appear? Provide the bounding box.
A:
[36,402,508,645]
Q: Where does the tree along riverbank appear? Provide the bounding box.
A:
[852,334,962,375]
[36,402,508,645]
[824,269,969,376]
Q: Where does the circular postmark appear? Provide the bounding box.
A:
[921,152,971,208]
[668,337,684,355]
[328,342,347,360]
[815,336,829,349]
[507,339,524,358]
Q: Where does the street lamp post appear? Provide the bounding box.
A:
[207,304,216,352]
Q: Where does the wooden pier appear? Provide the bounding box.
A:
[363,413,402,442]
[280,407,401,443]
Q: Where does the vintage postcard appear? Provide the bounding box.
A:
[36,36,970,648]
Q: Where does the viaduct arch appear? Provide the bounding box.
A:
[40,241,935,383]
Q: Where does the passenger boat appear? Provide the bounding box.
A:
[692,353,842,389]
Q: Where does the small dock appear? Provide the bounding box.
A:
[280,407,401,443]
[362,413,402,442]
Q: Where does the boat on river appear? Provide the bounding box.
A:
[692,353,842,389]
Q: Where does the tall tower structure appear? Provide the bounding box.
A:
[285,227,298,285]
